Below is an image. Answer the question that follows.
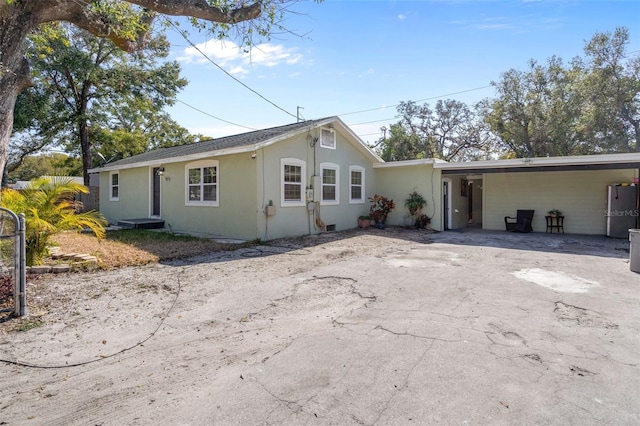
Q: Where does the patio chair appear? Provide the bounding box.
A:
[504,210,534,233]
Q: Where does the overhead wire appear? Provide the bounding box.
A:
[336,85,493,118]
[162,18,493,137]
[175,99,257,130]
[165,18,297,120]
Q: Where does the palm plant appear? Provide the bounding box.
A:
[1,177,107,266]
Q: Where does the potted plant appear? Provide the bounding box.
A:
[358,215,372,228]
[415,214,431,229]
[369,194,395,228]
[404,191,427,217]
[548,209,562,217]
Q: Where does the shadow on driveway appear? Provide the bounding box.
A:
[429,227,632,260]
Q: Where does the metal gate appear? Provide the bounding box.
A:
[0,208,26,317]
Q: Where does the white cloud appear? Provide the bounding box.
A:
[358,68,376,78]
[397,14,407,21]
[228,66,248,77]
[176,39,302,73]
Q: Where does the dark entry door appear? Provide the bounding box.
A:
[152,167,161,217]
[443,181,449,230]
[468,182,473,222]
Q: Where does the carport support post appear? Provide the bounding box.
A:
[14,213,26,317]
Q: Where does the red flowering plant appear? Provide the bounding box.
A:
[368,194,395,225]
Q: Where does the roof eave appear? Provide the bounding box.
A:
[88,144,255,173]
[435,152,640,171]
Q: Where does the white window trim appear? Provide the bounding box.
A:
[320,162,340,205]
[320,128,336,149]
[349,165,365,204]
[185,160,219,207]
[109,171,119,201]
[281,158,306,207]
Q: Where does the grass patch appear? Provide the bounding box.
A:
[51,229,255,269]
[107,229,203,244]
[15,318,44,332]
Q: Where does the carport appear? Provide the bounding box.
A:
[435,153,640,236]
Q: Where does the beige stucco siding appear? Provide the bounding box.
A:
[99,167,150,223]
[159,153,259,240]
[484,169,636,234]
[99,154,259,240]
[258,129,377,239]
[374,164,439,229]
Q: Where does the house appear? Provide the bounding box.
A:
[90,117,640,239]
[89,117,382,240]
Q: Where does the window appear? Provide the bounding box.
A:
[349,166,365,204]
[185,160,219,206]
[320,128,336,149]
[110,172,119,201]
[320,162,339,205]
[281,158,306,207]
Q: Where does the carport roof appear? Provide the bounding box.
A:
[436,152,640,174]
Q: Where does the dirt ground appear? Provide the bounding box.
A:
[0,227,638,425]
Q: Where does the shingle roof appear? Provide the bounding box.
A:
[93,117,336,170]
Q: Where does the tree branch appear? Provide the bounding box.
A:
[126,0,262,23]
[36,0,262,52]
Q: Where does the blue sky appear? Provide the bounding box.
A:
[164,0,640,145]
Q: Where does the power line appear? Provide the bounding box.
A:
[165,18,297,120]
[337,85,493,117]
[175,99,257,130]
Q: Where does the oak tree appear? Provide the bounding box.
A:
[0,0,307,181]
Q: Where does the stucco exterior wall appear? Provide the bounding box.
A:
[159,153,258,240]
[99,167,150,223]
[99,154,259,240]
[373,163,439,228]
[257,128,377,239]
[484,169,637,235]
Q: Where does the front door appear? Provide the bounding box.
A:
[152,167,161,217]
[468,181,473,222]
[443,181,450,230]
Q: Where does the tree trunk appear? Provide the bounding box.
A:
[79,113,92,187]
[0,6,38,185]
[0,0,263,187]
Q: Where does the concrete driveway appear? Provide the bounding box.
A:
[1,229,638,425]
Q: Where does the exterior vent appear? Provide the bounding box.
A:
[326,224,336,232]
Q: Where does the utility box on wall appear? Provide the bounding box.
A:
[265,205,276,216]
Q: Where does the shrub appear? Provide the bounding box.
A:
[415,214,431,229]
[404,191,427,217]
[369,194,395,224]
[1,177,107,266]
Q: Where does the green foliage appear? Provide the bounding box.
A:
[375,100,496,162]
[483,56,586,157]
[14,23,194,181]
[579,27,640,152]
[369,194,395,224]
[8,153,76,182]
[482,26,639,157]
[404,191,427,217]
[107,228,202,244]
[379,26,639,160]
[0,177,107,266]
[15,318,44,332]
[415,214,430,229]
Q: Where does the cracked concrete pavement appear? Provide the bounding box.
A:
[0,228,639,425]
